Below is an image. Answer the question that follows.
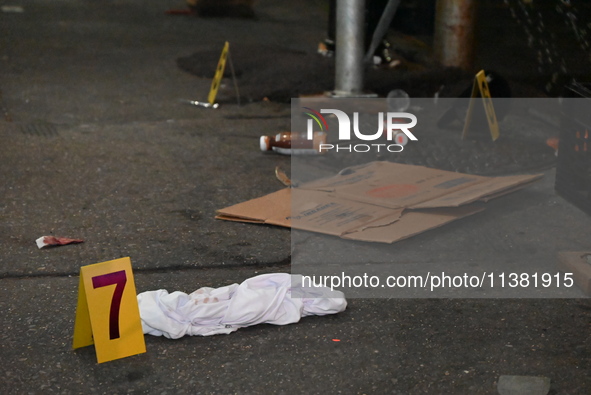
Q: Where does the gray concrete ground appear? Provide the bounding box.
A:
[1,0,590,394]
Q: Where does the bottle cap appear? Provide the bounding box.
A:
[260,135,272,151]
[394,132,408,146]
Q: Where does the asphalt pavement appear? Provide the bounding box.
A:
[1,1,590,394]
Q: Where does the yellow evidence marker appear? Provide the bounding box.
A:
[462,70,501,141]
[72,257,146,363]
[208,41,230,106]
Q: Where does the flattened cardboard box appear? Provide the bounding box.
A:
[216,162,542,244]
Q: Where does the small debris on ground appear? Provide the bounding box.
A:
[36,236,84,249]
[275,166,291,187]
[1,5,24,13]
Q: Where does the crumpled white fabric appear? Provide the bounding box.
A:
[137,273,347,338]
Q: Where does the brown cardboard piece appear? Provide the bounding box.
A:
[216,161,543,244]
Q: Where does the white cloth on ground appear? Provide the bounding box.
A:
[137,273,347,338]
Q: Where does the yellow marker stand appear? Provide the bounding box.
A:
[208,41,230,106]
[462,70,500,141]
[73,257,146,363]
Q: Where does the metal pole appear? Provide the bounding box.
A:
[334,0,365,96]
[364,0,401,64]
[433,0,476,70]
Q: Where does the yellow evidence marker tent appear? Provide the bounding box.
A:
[462,69,501,142]
[208,41,230,106]
[72,257,146,363]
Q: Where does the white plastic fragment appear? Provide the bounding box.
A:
[36,237,47,249]
[137,273,347,338]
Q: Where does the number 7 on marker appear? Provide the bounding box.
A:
[92,270,127,340]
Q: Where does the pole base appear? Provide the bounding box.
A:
[325,90,378,98]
